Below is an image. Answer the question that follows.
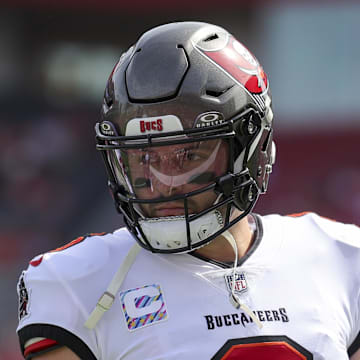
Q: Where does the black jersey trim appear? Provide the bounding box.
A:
[348,330,360,357]
[18,324,97,360]
[190,213,263,268]
[237,213,263,266]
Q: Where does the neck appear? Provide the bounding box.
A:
[193,214,254,263]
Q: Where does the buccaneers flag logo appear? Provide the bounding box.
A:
[196,35,268,95]
[18,271,30,321]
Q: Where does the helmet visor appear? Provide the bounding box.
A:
[112,138,229,216]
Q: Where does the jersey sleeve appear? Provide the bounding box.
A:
[310,214,360,355]
[16,235,110,359]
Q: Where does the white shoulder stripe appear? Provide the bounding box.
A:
[24,337,46,348]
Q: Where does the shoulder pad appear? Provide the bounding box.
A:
[294,212,360,248]
[27,228,134,282]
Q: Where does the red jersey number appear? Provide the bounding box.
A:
[212,336,313,360]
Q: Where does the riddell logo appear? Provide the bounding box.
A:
[140,119,163,133]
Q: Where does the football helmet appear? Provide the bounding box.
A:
[96,21,275,253]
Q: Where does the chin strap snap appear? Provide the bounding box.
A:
[222,230,263,329]
[84,243,141,329]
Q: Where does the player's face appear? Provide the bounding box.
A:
[122,139,229,217]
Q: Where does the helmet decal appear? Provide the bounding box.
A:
[125,115,184,136]
[194,35,268,95]
[194,112,225,128]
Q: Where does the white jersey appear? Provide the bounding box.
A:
[17,213,360,359]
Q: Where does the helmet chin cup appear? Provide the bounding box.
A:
[138,210,224,253]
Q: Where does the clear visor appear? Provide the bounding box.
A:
[110,138,229,216]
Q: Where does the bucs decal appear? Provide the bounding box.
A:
[195,35,268,95]
[125,115,183,136]
[140,119,163,133]
[17,271,30,321]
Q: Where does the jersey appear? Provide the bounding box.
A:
[17,213,360,359]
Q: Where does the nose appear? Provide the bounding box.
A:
[152,175,186,197]
[146,149,194,197]
[147,154,183,195]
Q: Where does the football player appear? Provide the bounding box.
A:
[17,21,360,360]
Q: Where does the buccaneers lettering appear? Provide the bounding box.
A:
[205,307,289,330]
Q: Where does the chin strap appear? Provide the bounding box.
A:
[84,243,141,329]
[221,230,263,329]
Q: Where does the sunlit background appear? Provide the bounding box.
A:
[1,1,359,358]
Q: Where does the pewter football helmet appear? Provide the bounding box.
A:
[96,21,275,253]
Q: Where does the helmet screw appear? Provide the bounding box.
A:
[257,166,263,177]
[101,122,111,132]
[248,186,255,201]
[247,121,256,135]
[265,164,272,174]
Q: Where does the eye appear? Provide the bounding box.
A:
[184,147,209,162]
[175,149,199,164]
[185,151,202,161]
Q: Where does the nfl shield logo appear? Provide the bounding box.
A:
[225,272,248,295]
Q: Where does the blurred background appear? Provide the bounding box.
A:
[0,1,359,357]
